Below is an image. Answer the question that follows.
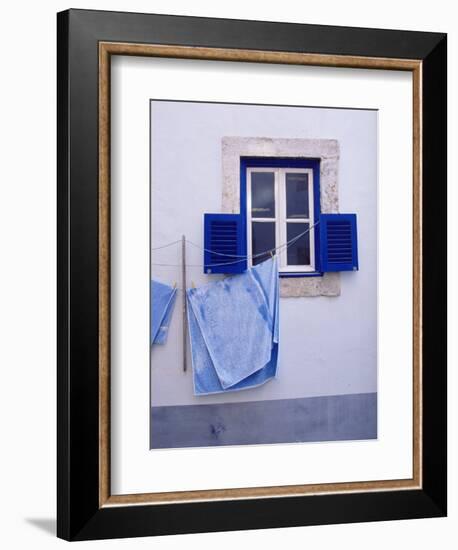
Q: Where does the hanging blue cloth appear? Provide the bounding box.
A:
[186,257,279,395]
[151,280,177,345]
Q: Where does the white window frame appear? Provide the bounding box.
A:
[247,167,316,273]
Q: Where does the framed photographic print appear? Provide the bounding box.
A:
[57,9,447,541]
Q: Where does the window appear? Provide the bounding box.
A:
[244,159,321,275]
[205,145,358,286]
[213,138,357,295]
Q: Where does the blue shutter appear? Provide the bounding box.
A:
[320,213,358,272]
[204,213,247,274]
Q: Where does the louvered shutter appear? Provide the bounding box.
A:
[203,213,247,274]
[320,213,358,272]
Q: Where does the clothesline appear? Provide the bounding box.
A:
[151,220,319,268]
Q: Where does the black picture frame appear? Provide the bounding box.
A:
[57,8,447,541]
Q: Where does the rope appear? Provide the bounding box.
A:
[151,238,183,251]
[151,221,319,268]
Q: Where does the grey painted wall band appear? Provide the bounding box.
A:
[151,392,377,449]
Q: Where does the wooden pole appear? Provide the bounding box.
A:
[182,235,187,372]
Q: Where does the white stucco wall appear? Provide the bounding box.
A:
[150,100,377,406]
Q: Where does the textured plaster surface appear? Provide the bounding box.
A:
[221,137,341,297]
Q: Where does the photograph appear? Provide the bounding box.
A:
[149,100,376,449]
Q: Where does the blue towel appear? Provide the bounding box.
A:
[151,280,177,345]
[186,257,279,395]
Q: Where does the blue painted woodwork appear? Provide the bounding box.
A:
[241,157,322,277]
[204,161,359,276]
[203,213,247,274]
[320,213,359,272]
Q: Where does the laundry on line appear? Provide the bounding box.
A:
[186,256,279,395]
[151,280,178,345]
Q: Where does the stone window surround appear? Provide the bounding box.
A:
[221,137,340,298]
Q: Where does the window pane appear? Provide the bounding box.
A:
[251,172,275,218]
[252,222,276,265]
[286,173,309,219]
[287,223,310,266]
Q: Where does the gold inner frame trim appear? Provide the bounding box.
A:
[98,41,422,507]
